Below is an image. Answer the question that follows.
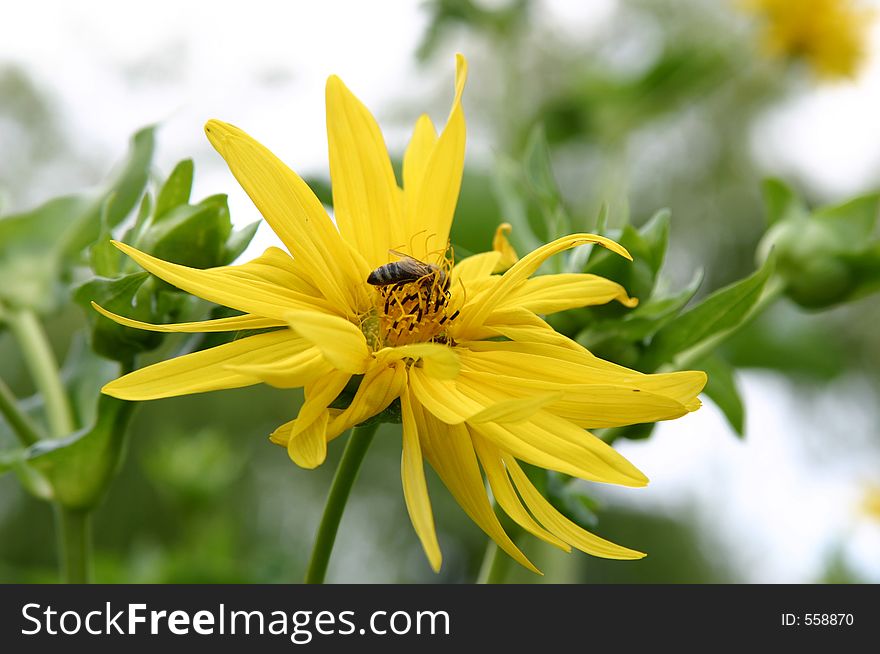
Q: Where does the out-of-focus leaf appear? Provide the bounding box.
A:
[490,159,543,255]
[0,448,25,474]
[122,193,154,251]
[697,354,744,436]
[840,243,880,301]
[73,273,160,362]
[643,254,775,369]
[523,126,561,209]
[302,176,333,208]
[639,209,670,278]
[547,473,600,529]
[139,195,232,269]
[62,126,156,255]
[154,159,194,221]
[0,195,93,312]
[601,421,657,444]
[89,198,121,277]
[0,127,155,314]
[812,193,879,247]
[762,178,807,226]
[722,303,847,379]
[224,220,260,263]
[27,395,134,510]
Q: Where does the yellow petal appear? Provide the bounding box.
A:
[454,306,583,349]
[458,233,632,332]
[400,392,442,572]
[471,435,569,551]
[102,330,304,400]
[497,273,637,314]
[204,120,367,312]
[112,242,337,321]
[326,360,407,440]
[291,369,352,445]
[226,346,332,388]
[285,310,371,374]
[288,410,330,469]
[376,343,460,379]
[505,454,646,560]
[407,54,467,259]
[403,114,439,256]
[450,251,501,289]
[459,370,689,428]
[326,75,402,266]
[91,302,284,333]
[466,392,563,424]
[461,386,648,487]
[460,340,707,409]
[491,223,519,273]
[413,395,540,574]
[407,368,486,424]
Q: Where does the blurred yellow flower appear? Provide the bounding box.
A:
[97,55,706,573]
[861,485,880,521]
[743,0,874,79]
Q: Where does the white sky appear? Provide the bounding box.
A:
[2,0,879,582]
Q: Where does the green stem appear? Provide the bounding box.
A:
[477,541,511,584]
[304,422,380,584]
[6,309,75,438]
[0,377,43,446]
[55,506,91,583]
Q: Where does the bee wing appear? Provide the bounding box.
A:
[388,249,432,277]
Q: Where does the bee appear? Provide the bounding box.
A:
[367,250,449,291]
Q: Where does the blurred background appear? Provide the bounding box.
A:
[1,0,879,583]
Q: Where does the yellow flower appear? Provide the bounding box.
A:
[743,0,874,79]
[97,55,706,574]
[862,485,880,521]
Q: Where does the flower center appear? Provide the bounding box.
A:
[361,255,459,348]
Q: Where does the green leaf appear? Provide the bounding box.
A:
[0,195,94,312]
[601,421,657,444]
[614,269,704,342]
[224,220,260,263]
[27,395,135,509]
[62,125,156,256]
[73,273,161,362]
[840,243,880,301]
[697,355,744,436]
[812,193,879,248]
[762,178,807,226]
[0,127,155,313]
[0,448,25,474]
[639,209,670,278]
[89,198,122,277]
[523,125,560,207]
[643,254,776,369]
[581,223,656,309]
[154,159,194,221]
[547,473,600,529]
[139,196,232,269]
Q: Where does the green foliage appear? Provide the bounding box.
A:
[642,254,776,371]
[25,396,134,510]
[73,274,159,363]
[154,159,194,220]
[759,180,880,309]
[0,127,260,523]
[697,355,745,437]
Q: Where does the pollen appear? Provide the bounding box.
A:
[373,262,458,347]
